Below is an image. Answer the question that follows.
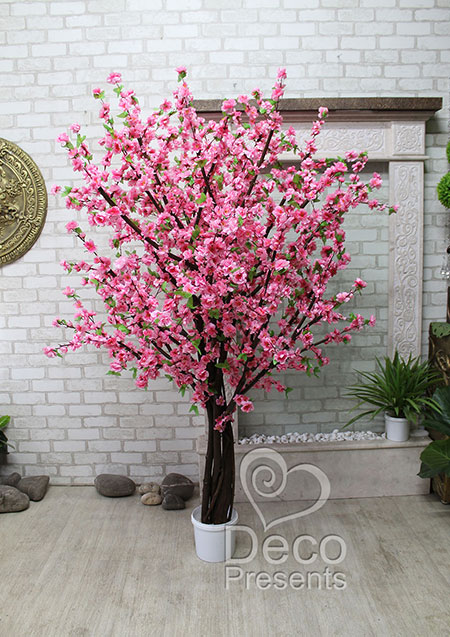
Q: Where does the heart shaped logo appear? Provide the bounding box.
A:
[240,448,330,531]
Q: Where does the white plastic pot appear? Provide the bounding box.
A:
[385,413,410,442]
[191,506,238,562]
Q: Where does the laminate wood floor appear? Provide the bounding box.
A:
[0,487,448,637]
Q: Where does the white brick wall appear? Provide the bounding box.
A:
[1,0,449,482]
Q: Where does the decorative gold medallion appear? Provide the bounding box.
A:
[0,138,47,266]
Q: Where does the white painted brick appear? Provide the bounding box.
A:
[31,429,66,441]
[318,22,353,35]
[110,452,143,463]
[397,22,431,35]
[108,40,143,54]
[11,3,47,15]
[299,35,339,49]
[159,439,193,451]
[68,428,100,440]
[49,2,85,15]
[224,37,260,50]
[123,441,157,452]
[414,8,449,20]
[7,30,46,44]
[19,441,50,453]
[88,440,122,452]
[69,405,102,416]
[166,0,201,8]
[0,44,28,57]
[202,23,237,37]
[60,465,93,476]
[26,16,64,29]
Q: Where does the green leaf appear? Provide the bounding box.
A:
[0,415,10,429]
[107,370,121,376]
[419,439,450,477]
[189,404,199,415]
[186,295,195,309]
[422,386,450,436]
[215,362,230,370]
[208,309,220,319]
[284,387,293,398]
[196,193,206,205]
[237,353,247,361]
[114,324,130,334]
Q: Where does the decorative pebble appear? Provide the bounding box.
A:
[138,482,160,495]
[141,492,163,506]
[238,429,385,445]
[161,473,194,501]
[0,472,21,487]
[162,493,186,510]
[17,476,49,502]
[94,474,136,497]
[0,485,30,513]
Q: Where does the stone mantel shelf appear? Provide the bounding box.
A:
[193,97,443,122]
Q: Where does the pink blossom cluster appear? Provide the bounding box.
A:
[47,69,397,431]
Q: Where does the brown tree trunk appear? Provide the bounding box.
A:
[201,398,235,524]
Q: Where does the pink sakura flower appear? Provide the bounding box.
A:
[222,98,236,113]
[274,350,289,364]
[274,258,289,271]
[175,66,186,74]
[99,103,110,119]
[69,123,81,133]
[43,347,57,358]
[51,184,61,195]
[271,85,284,100]
[277,68,287,80]
[114,256,128,271]
[354,278,367,289]
[368,315,376,326]
[63,286,75,297]
[369,173,382,189]
[318,107,328,118]
[107,72,122,84]
[57,133,69,144]
[66,220,78,233]
[93,87,102,98]
[230,268,246,285]
[84,240,96,253]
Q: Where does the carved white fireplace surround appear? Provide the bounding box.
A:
[194,97,443,443]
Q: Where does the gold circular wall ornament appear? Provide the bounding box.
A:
[0,138,47,266]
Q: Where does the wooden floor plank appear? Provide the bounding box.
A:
[0,488,448,637]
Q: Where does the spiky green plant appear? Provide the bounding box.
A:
[344,351,442,428]
[418,386,450,479]
[0,415,11,453]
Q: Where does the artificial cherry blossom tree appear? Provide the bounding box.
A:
[47,69,396,524]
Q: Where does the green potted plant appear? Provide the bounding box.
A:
[0,415,11,463]
[345,351,441,441]
[418,386,450,502]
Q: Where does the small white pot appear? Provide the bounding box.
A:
[191,505,238,562]
[384,413,410,442]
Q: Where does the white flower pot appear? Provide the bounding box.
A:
[384,413,410,442]
[191,505,238,562]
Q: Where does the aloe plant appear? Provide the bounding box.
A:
[418,386,450,479]
[0,415,11,453]
[344,351,441,428]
